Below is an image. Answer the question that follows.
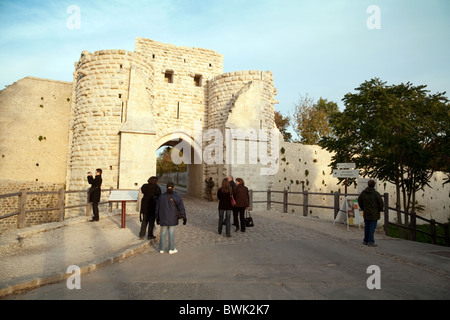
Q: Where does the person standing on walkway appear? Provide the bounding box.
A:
[233,178,249,232]
[223,175,236,226]
[87,168,102,222]
[217,178,233,237]
[156,182,187,254]
[228,175,236,189]
[139,176,161,240]
[205,177,215,201]
[358,179,384,247]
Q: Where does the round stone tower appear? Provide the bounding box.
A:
[206,70,279,192]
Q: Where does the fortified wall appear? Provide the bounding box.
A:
[0,37,280,226]
[0,37,448,229]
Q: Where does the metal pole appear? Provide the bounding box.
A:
[121,201,126,228]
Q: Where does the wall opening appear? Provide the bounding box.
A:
[156,138,203,198]
[164,70,174,84]
[194,74,202,87]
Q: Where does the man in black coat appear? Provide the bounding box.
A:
[87,168,102,221]
[358,179,384,247]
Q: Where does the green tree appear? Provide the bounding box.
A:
[156,146,187,176]
[274,110,292,142]
[292,95,338,145]
[319,78,449,223]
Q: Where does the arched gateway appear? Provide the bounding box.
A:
[65,37,280,201]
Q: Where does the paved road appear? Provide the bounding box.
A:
[4,193,450,301]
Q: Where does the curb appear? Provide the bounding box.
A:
[0,239,155,298]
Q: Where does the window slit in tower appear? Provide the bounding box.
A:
[165,70,174,83]
[177,102,180,119]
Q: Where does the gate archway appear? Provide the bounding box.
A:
[154,132,203,198]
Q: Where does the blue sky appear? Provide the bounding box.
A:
[1,0,449,123]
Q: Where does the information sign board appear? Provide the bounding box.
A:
[108,190,139,228]
[337,163,356,169]
[333,169,359,178]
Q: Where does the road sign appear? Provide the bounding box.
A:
[333,169,359,178]
[337,163,356,169]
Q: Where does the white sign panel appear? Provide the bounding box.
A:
[333,169,360,178]
[337,163,356,169]
[109,190,139,202]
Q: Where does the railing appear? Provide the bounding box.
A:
[250,189,449,246]
[0,188,135,229]
[387,206,450,246]
[250,189,367,219]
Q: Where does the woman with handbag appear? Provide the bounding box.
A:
[232,178,250,232]
[217,178,233,237]
[155,182,186,254]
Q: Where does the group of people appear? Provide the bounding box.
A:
[139,177,186,254]
[87,170,186,254]
[216,175,250,237]
[88,169,384,253]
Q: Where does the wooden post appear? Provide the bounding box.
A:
[267,189,271,211]
[57,188,65,222]
[383,193,389,236]
[283,189,288,213]
[249,189,253,211]
[411,212,417,241]
[109,187,113,212]
[303,190,308,217]
[121,201,126,228]
[444,224,450,247]
[430,219,436,245]
[17,189,27,229]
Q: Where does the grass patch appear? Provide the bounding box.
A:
[387,223,450,247]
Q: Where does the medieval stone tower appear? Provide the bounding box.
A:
[66,37,279,202]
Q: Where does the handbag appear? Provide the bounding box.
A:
[168,194,182,219]
[245,209,254,227]
[230,193,236,206]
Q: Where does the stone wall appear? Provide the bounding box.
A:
[66,38,225,197]
[271,140,450,224]
[205,70,278,203]
[0,77,72,184]
[1,37,447,229]
[0,179,64,230]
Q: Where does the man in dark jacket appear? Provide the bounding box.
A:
[87,168,102,222]
[205,177,214,201]
[358,179,384,247]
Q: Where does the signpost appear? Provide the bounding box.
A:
[333,163,361,231]
[333,163,359,196]
[108,190,139,228]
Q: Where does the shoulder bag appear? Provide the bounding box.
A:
[168,194,182,219]
[245,209,254,227]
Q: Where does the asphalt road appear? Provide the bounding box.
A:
[6,222,449,301]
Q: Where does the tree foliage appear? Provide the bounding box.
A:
[319,78,449,221]
[156,146,187,176]
[274,110,292,142]
[292,95,338,145]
